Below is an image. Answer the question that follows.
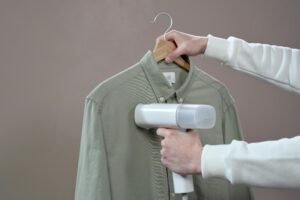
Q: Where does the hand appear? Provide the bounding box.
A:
[156,128,203,175]
[156,30,208,63]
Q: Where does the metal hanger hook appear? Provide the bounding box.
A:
[151,12,173,41]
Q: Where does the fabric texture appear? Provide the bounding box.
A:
[202,35,300,188]
[75,51,253,200]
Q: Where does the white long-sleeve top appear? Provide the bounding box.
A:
[202,35,300,188]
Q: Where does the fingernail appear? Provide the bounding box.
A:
[165,57,171,63]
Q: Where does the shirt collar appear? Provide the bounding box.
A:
[140,51,195,102]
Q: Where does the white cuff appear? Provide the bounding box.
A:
[201,144,229,179]
[204,35,230,63]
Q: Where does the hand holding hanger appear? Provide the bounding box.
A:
[156,30,208,64]
[152,12,191,71]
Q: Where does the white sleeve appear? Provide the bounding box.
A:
[201,136,300,188]
[204,35,300,94]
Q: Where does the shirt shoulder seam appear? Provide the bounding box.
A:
[193,68,234,110]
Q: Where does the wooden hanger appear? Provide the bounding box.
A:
[152,12,190,71]
[153,39,190,71]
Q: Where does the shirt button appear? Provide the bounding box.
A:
[178,98,183,103]
[159,97,165,102]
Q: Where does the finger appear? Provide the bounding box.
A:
[165,46,185,63]
[165,29,177,41]
[155,35,165,44]
[161,139,166,147]
[161,157,169,167]
[156,128,170,137]
[160,147,166,156]
[161,157,165,164]
[156,128,166,137]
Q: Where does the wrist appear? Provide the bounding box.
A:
[192,142,203,174]
[196,36,208,55]
[201,37,208,54]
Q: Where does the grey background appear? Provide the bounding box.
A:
[0,0,299,199]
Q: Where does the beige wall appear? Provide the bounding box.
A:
[0,0,299,199]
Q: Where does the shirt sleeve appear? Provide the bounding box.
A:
[204,35,300,95]
[75,98,112,200]
[222,104,243,144]
[202,135,300,188]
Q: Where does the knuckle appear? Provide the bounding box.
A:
[161,147,168,155]
[161,157,168,166]
[169,29,175,33]
[169,29,177,35]
[167,29,177,39]
[160,148,164,155]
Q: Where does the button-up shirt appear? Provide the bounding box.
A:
[75,51,254,200]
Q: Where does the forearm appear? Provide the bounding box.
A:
[204,35,300,94]
[201,136,300,188]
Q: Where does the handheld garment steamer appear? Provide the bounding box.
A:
[134,104,216,200]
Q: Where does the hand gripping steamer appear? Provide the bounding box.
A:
[134,104,216,200]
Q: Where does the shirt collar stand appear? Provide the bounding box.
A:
[140,51,195,102]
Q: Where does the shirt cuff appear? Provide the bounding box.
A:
[204,35,230,63]
[201,144,229,179]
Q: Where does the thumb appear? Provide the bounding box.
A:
[165,46,185,63]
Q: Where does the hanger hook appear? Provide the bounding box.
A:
[151,12,173,41]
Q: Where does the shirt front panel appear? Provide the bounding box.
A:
[77,51,253,200]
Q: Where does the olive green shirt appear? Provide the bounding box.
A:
[75,51,253,200]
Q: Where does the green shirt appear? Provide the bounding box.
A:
[75,51,253,200]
